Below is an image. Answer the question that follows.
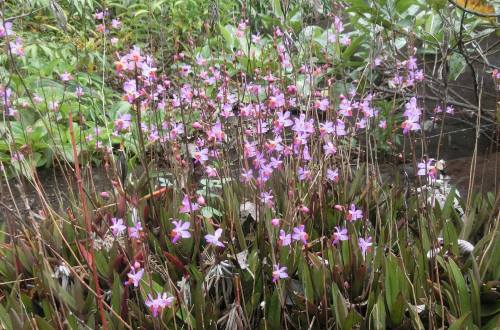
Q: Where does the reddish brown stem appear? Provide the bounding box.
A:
[68,112,108,329]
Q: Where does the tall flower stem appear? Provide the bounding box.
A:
[69,112,108,329]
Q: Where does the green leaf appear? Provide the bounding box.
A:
[468,269,481,326]
[201,206,222,219]
[344,309,363,329]
[298,254,315,302]
[348,165,365,199]
[385,256,406,326]
[271,0,284,19]
[111,101,132,118]
[267,289,281,328]
[0,304,12,330]
[344,0,371,11]
[447,259,471,319]
[152,0,168,11]
[134,9,149,17]
[372,294,386,329]
[395,0,417,13]
[219,24,235,50]
[300,26,323,45]
[384,257,399,309]
[287,7,302,31]
[449,311,472,330]
[391,293,406,326]
[35,317,53,330]
[482,314,500,330]
[111,272,123,318]
[424,12,442,37]
[332,283,348,324]
[430,0,447,10]
[394,37,407,50]
[189,266,204,329]
[443,219,459,256]
[342,35,364,60]
[448,53,467,81]
[94,251,109,277]
[407,303,425,330]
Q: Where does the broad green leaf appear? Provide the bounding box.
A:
[332,283,348,325]
[342,35,364,60]
[447,259,471,319]
[482,314,500,330]
[219,24,235,50]
[298,254,315,302]
[343,309,363,329]
[394,37,407,50]
[407,303,425,330]
[201,206,220,219]
[267,289,281,328]
[0,304,12,330]
[390,293,406,326]
[111,272,123,318]
[35,317,53,330]
[190,266,204,329]
[425,12,442,37]
[385,256,406,326]
[448,53,467,81]
[372,294,386,329]
[94,251,109,277]
[449,311,472,330]
[443,219,459,256]
[271,0,284,19]
[468,269,481,326]
[396,0,418,13]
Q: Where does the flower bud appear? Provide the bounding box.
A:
[197,195,206,206]
[192,121,202,129]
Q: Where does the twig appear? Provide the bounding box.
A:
[94,186,168,212]
[5,7,46,21]
[425,123,496,138]
[0,277,36,286]
[373,86,497,124]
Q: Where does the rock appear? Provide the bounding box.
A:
[240,201,257,223]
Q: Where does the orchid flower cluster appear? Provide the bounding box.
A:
[144,293,175,318]
[388,54,424,89]
[4,10,443,320]
[0,84,17,119]
[1,19,24,57]
[102,15,396,300]
[416,158,445,183]
[401,97,422,135]
[94,10,122,44]
[1,20,23,119]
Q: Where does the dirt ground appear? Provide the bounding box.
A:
[0,164,112,221]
